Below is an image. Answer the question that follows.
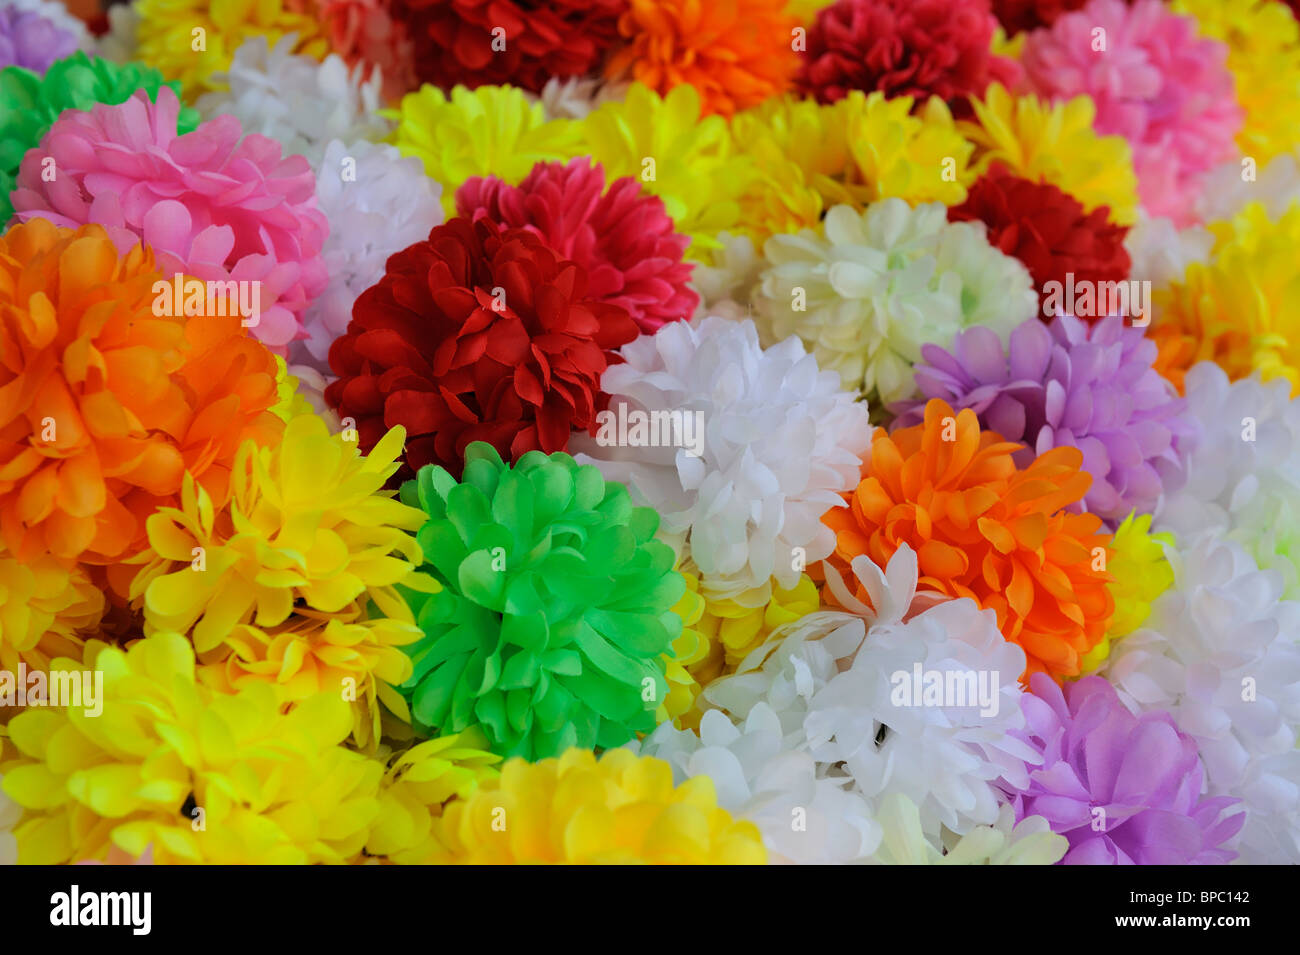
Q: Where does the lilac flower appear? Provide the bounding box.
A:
[0,5,81,73]
[891,314,1194,524]
[1003,675,1244,865]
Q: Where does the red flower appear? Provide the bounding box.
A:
[325,217,638,480]
[456,158,697,335]
[395,0,625,93]
[991,0,1091,35]
[798,0,1019,110]
[947,166,1131,318]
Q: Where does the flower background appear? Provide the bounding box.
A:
[0,0,1297,866]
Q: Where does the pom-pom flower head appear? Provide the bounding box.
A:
[1020,0,1242,226]
[891,315,1195,524]
[326,216,638,482]
[1004,674,1245,864]
[429,748,766,863]
[798,0,1017,110]
[0,218,283,564]
[13,88,329,353]
[824,400,1114,681]
[395,443,682,760]
[753,199,1036,403]
[604,0,799,118]
[456,157,697,335]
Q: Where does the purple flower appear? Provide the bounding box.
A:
[890,314,1195,524]
[0,5,80,74]
[1003,675,1245,865]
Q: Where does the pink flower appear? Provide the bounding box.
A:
[456,158,697,335]
[1020,0,1242,225]
[12,87,328,351]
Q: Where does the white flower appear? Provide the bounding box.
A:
[570,316,871,606]
[706,546,1037,844]
[1157,361,1300,598]
[753,199,1036,402]
[868,793,1066,865]
[291,138,443,374]
[195,34,389,168]
[531,75,629,122]
[637,704,881,864]
[7,0,93,53]
[1124,212,1213,291]
[1197,150,1300,223]
[690,232,763,321]
[1099,530,1300,864]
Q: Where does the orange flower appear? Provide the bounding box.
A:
[0,219,283,565]
[823,399,1113,682]
[605,0,800,117]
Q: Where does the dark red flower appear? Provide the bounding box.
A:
[395,0,625,93]
[947,166,1131,318]
[991,0,1092,35]
[325,217,638,480]
[798,0,1019,110]
[456,158,697,335]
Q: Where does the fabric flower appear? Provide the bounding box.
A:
[992,0,1088,35]
[0,51,199,224]
[0,634,383,864]
[298,138,443,373]
[869,793,1067,864]
[798,0,1017,111]
[638,704,881,864]
[428,748,766,863]
[128,414,428,656]
[947,166,1131,304]
[13,88,329,352]
[395,443,681,760]
[731,92,975,240]
[1150,203,1300,395]
[580,82,755,253]
[825,400,1114,681]
[456,158,697,335]
[325,216,637,482]
[1020,0,1241,225]
[571,316,872,606]
[389,83,581,216]
[1079,512,1175,672]
[1099,532,1300,863]
[0,547,103,673]
[604,0,798,118]
[960,84,1140,226]
[132,0,328,96]
[1003,674,1244,864]
[0,219,283,565]
[891,315,1195,524]
[0,1,84,73]
[1172,0,1300,165]
[395,0,623,94]
[753,199,1036,403]
[1157,363,1300,599]
[194,34,390,168]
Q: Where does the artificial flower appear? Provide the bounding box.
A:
[286,0,416,102]
[1123,212,1213,293]
[395,443,681,760]
[753,199,1036,403]
[0,547,103,673]
[533,75,628,122]
[869,793,1067,864]
[1079,512,1175,672]
[0,0,85,73]
[571,316,872,606]
[325,216,637,481]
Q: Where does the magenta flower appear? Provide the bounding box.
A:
[890,314,1195,525]
[1020,0,1242,225]
[1004,675,1245,865]
[12,87,328,351]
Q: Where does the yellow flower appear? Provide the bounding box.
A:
[365,732,501,864]
[1173,0,1300,164]
[134,0,327,97]
[960,84,1139,225]
[390,84,581,216]
[1079,513,1175,673]
[0,548,103,673]
[785,0,834,22]
[0,633,381,864]
[581,83,756,253]
[429,748,767,864]
[269,354,316,423]
[1151,202,1300,394]
[128,413,430,654]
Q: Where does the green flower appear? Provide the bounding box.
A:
[396,443,681,760]
[0,53,200,221]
